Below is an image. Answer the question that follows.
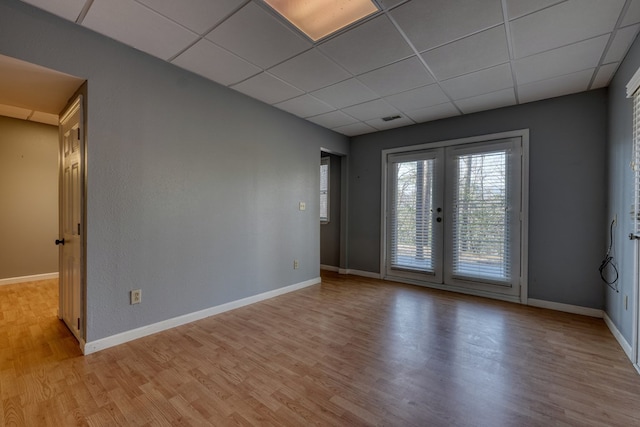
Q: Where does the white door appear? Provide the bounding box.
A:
[57,96,83,341]
[385,137,523,300]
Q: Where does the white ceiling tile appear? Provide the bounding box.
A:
[440,63,513,100]
[333,122,377,136]
[341,99,400,121]
[274,95,335,118]
[206,2,311,69]
[384,84,450,111]
[518,69,594,103]
[505,0,565,20]
[390,0,503,52]
[513,35,608,85]
[592,63,619,89]
[357,56,434,97]
[172,39,261,86]
[21,0,86,21]
[604,25,640,63]
[308,111,358,128]
[83,0,198,60]
[510,0,626,59]
[404,103,460,123]
[268,49,350,92]
[318,15,414,75]
[622,0,640,27]
[422,26,509,81]
[366,116,414,130]
[311,78,379,109]
[137,0,245,34]
[232,72,303,104]
[455,88,516,114]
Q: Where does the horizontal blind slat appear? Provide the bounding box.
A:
[390,159,435,272]
[452,150,510,281]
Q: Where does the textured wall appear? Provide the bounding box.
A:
[349,90,608,309]
[0,116,58,280]
[0,0,348,342]
[606,33,640,343]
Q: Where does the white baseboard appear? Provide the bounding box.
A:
[340,269,382,279]
[527,298,603,318]
[320,264,339,272]
[83,277,321,355]
[603,312,634,362]
[0,272,59,286]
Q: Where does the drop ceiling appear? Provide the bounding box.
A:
[19,0,640,136]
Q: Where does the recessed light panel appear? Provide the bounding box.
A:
[263,0,379,41]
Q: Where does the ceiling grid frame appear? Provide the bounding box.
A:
[9,0,640,135]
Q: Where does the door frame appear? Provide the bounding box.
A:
[380,129,530,304]
[58,83,88,346]
[320,147,349,273]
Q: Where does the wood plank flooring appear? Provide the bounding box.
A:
[2,273,640,426]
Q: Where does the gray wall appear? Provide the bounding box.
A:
[349,90,608,309]
[320,152,341,267]
[0,0,348,342]
[606,33,640,343]
[0,116,58,280]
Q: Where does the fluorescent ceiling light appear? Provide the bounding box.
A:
[263,0,379,41]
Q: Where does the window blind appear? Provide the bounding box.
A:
[390,159,435,272]
[451,149,510,281]
[634,94,640,234]
[320,157,329,222]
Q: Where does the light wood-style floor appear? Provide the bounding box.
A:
[2,273,640,426]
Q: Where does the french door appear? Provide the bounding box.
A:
[384,137,524,301]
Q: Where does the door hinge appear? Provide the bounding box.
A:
[77,128,80,140]
[77,223,81,235]
[77,317,80,330]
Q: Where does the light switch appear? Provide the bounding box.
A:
[299,202,306,211]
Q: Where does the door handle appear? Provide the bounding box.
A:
[55,238,65,245]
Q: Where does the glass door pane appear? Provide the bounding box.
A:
[444,139,521,291]
[387,149,443,281]
[451,150,509,281]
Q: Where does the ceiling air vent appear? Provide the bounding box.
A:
[381,115,402,122]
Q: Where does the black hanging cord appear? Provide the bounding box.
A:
[599,219,619,292]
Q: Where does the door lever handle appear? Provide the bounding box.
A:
[55,238,65,245]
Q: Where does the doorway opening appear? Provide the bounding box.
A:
[0,54,86,348]
[320,149,348,274]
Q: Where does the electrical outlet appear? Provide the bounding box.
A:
[299,202,306,211]
[293,259,299,269]
[131,289,142,305]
